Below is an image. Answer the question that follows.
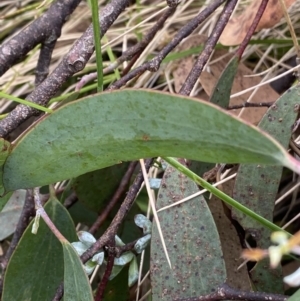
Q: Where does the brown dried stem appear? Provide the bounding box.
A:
[227,102,274,110]
[94,244,115,301]
[179,0,238,96]
[89,161,138,235]
[0,0,130,138]
[0,0,81,77]
[236,0,269,59]
[80,159,153,263]
[76,5,177,90]
[108,0,226,90]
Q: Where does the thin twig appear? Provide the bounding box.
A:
[94,242,116,301]
[33,187,67,242]
[179,0,238,96]
[35,39,57,85]
[80,159,153,264]
[0,0,81,77]
[63,191,78,209]
[50,159,152,300]
[114,239,139,257]
[76,5,177,90]
[89,161,138,235]
[0,0,130,138]
[108,0,226,90]
[227,101,274,110]
[236,0,269,59]
[52,283,64,301]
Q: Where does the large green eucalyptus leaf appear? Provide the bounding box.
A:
[3,89,299,192]
[2,197,77,301]
[151,160,226,300]
[232,85,300,293]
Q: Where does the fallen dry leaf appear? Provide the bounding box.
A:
[173,35,208,95]
[199,48,279,124]
[208,174,252,291]
[220,0,296,46]
[173,35,279,125]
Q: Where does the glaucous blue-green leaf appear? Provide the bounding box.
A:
[151,160,226,300]
[0,192,12,214]
[2,197,77,301]
[0,190,25,240]
[232,85,300,293]
[3,89,300,192]
[62,241,93,301]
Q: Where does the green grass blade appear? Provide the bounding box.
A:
[163,157,289,235]
[90,0,103,92]
[0,91,52,113]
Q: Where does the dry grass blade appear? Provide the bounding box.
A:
[139,159,171,268]
[157,172,237,212]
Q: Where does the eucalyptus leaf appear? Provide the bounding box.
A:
[134,234,151,254]
[151,161,226,300]
[77,231,96,247]
[3,89,300,192]
[210,55,239,107]
[92,252,104,265]
[128,255,138,287]
[232,85,300,293]
[134,214,152,234]
[114,251,134,266]
[71,241,88,256]
[109,265,124,280]
[115,235,125,247]
[73,163,129,212]
[189,55,238,178]
[62,241,93,301]
[2,198,77,301]
[288,289,300,301]
[0,190,24,240]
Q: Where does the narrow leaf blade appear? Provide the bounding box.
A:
[151,161,226,300]
[0,190,25,240]
[232,85,300,293]
[2,198,77,301]
[62,242,93,301]
[3,89,295,191]
[210,55,239,107]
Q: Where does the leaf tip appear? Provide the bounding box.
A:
[285,155,300,175]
